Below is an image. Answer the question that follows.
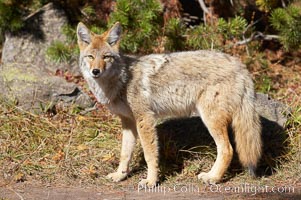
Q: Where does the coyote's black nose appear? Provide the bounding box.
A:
[92,69,100,76]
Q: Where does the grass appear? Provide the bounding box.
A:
[0,93,300,190]
[272,105,301,181]
[0,100,122,186]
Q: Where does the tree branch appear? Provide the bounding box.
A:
[235,31,280,46]
[197,0,210,14]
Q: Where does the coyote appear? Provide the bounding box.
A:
[76,22,262,187]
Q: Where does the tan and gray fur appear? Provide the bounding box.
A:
[77,22,262,187]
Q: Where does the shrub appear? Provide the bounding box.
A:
[164,18,186,52]
[46,41,72,63]
[0,0,29,42]
[108,0,163,53]
[270,5,301,51]
[217,16,248,40]
[186,16,248,50]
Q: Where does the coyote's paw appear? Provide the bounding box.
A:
[106,171,127,182]
[138,178,158,188]
[197,172,220,185]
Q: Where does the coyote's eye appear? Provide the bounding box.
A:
[103,54,114,62]
[86,55,94,60]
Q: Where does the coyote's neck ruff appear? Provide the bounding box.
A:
[77,22,262,188]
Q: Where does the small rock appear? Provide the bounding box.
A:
[255,93,289,127]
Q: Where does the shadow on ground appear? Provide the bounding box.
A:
[133,115,288,182]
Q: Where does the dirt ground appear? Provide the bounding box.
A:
[1,181,300,200]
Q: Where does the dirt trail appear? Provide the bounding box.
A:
[1,183,300,200]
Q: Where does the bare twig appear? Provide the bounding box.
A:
[235,31,280,46]
[240,17,263,55]
[80,9,89,19]
[23,7,43,21]
[79,103,98,115]
[197,0,211,25]
[197,0,210,14]
[8,188,25,200]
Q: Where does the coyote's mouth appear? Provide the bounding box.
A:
[91,74,101,78]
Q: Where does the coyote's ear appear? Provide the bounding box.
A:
[77,22,91,45]
[106,22,122,46]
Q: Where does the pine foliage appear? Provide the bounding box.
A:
[0,0,31,31]
[46,40,73,63]
[108,0,163,53]
[218,16,248,40]
[46,24,79,63]
[186,16,248,50]
[0,0,30,42]
[270,5,301,50]
[164,18,186,51]
[186,24,218,50]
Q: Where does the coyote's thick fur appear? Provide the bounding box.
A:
[77,22,262,187]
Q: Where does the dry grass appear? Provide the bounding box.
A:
[0,100,123,186]
[0,93,300,189]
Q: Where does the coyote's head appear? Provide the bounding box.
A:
[77,22,122,78]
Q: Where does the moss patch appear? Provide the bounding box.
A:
[1,64,38,83]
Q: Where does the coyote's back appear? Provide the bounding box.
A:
[128,51,255,118]
[77,22,262,187]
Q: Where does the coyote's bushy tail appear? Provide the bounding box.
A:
[232,90,262,176]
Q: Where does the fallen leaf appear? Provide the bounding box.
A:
[14,172,26,182]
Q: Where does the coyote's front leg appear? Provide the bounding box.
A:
[107,117,137,182]
[136,114,159,187]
